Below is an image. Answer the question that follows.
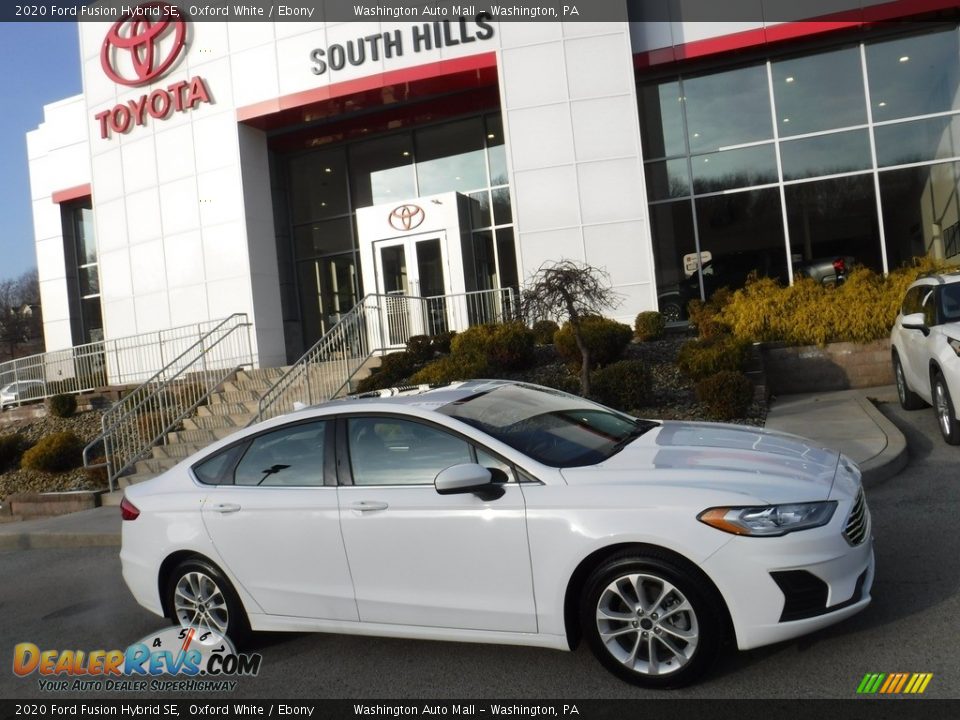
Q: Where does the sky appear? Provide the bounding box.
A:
[0,22,82,283]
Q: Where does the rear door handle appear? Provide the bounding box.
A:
[210,503,241,514]
[350,501,389,512]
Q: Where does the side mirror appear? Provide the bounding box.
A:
[901,312,929,335]
[435,463,505,500]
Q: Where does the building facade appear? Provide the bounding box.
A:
[27,1,960,374]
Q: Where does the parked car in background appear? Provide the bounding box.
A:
[793,256,855,287]
[890,270,960,444]
[121,380,874,688]
[0,380,45,410]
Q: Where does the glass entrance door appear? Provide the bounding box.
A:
[374,236,449,347]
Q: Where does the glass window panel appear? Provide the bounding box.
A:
[293,216,354,259]
[79,266,100,297]
[348,133,416,208]
[496,227,519,290]
[786,175,883,274]
[415,238,446,298]
[772,47,867,136]
[645,158,690,200]
[691,144,777,194]
[235,422,327,487]
[875,114,960,167]
[297,253,358,346]
[780,130,872,180]
[867,28,960,122]
[348,417,472,486]
[486,114,508,186]
[81,297,103,343]
[475,447,515,482]
[74,206,96,265]
[416,118,487,195]
[468,191,491,228]
[684,64,773,153]
[469,231,496,292]
[193,445,246,485]
[492,186,513,225]
[638,80,687,159]
[288,148,349,223]
[879,161,960,271]
[694,189,789,298]
[649,201,699,321]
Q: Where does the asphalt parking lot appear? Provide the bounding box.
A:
[1,398,958,700]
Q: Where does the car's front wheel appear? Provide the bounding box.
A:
[933,373,960,445]
[580,551,723,688]
[166,558,250,646]
[894,353,925,410]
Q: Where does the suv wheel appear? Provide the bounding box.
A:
[894,353,925,410]
[933,373,960,445]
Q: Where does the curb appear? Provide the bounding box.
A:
[856,395,909,487]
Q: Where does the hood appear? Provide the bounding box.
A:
[560,421,841,504]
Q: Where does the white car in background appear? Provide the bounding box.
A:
[890,271,960,444]
[0,380,44,410]
[120,380,874,688]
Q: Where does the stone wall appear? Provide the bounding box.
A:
[761,339,893,395]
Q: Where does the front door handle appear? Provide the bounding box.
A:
[350,501,389,512]
[210,503,241,514]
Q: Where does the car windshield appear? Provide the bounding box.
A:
[438,383,657,467]
[941,283,960,322]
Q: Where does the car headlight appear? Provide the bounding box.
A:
[698,501,837,537]
[948,336,960,358]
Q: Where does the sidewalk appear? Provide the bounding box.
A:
[0,386,908,551]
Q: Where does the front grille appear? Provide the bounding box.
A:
[843,489,870,546]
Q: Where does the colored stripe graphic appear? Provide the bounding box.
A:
[857,673,933,694]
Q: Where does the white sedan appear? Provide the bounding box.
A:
[120,380,874,688]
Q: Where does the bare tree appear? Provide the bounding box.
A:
[0,268,42,357]
[521,260,620,396]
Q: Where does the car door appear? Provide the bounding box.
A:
[898,286,930,394]
[336,414,537,633]
[199,419,358,621]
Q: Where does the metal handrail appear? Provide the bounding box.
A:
[82,314,254,490]
[251,287,516,425]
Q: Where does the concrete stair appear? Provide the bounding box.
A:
[114,358,381,490]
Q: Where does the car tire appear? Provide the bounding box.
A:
[166,557,250,647]
[933,373,960,445]
[893,353,925,410]
[659,301,683,324]
[580,551,723,688]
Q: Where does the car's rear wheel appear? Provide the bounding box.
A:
[894,354,925,410]
[580,552,722,688]
[933,373,960,445]
[167,558,249,647]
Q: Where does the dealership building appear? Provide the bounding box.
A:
[27,1,960,373]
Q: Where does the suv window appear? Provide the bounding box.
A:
[940,283,960,322]
[902,286,924,316]
[234,421,327,487]
[921,287,937,327]
[347,417,472,486]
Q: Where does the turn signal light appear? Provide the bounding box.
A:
[120,497,140,521]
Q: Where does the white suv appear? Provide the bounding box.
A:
[890,271,960,444]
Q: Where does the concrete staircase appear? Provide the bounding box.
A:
[102,357,382,503]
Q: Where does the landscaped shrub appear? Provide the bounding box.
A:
[634,311,665,342]
[429,331,457,356]
[355,352,418,393]
[718,257,952,346]
[554,316,633,370]
[687,287,733,339]
[450,322,535,372]
[47,393,77,418]
[696,371,754,421]
[408,354,487,386]
[405,335,435,364]
[0,433,26,471]
[532,320,560,345]
[591,360,651,412]
[20,432,84,473]
[677,336,751,381]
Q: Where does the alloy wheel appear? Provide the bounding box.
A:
[936,380,952,437]
[595,573,699,676]
[895,363,907,405]
[173,571,229,634]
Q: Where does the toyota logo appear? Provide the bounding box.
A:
[101,1,187,87]
[389,204,425,232]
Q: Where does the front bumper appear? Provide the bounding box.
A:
[700,502,874,651]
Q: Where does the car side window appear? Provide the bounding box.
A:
[193,444,247,485]
[233,421,327,487]
[921,288,937,327]
[902,287,922,316]
[940,284,960,323]
[347,417,472,486]
[475,447,516,483]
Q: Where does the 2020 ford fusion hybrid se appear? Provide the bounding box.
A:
[120,380,874,687]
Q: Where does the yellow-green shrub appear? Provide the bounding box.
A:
[48,393,77,418]
[0,433,26,471]
[634,311,665,342]
[409,354,487,385]
[450,322,535,372]
[532,320,560,345]
[554,316,633,370]
[696,371,754,421]
[356,352,418,393]
[677,336,751,381]
[20,432,84,473]
[591,360,651,412]
[687,287,733,339]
